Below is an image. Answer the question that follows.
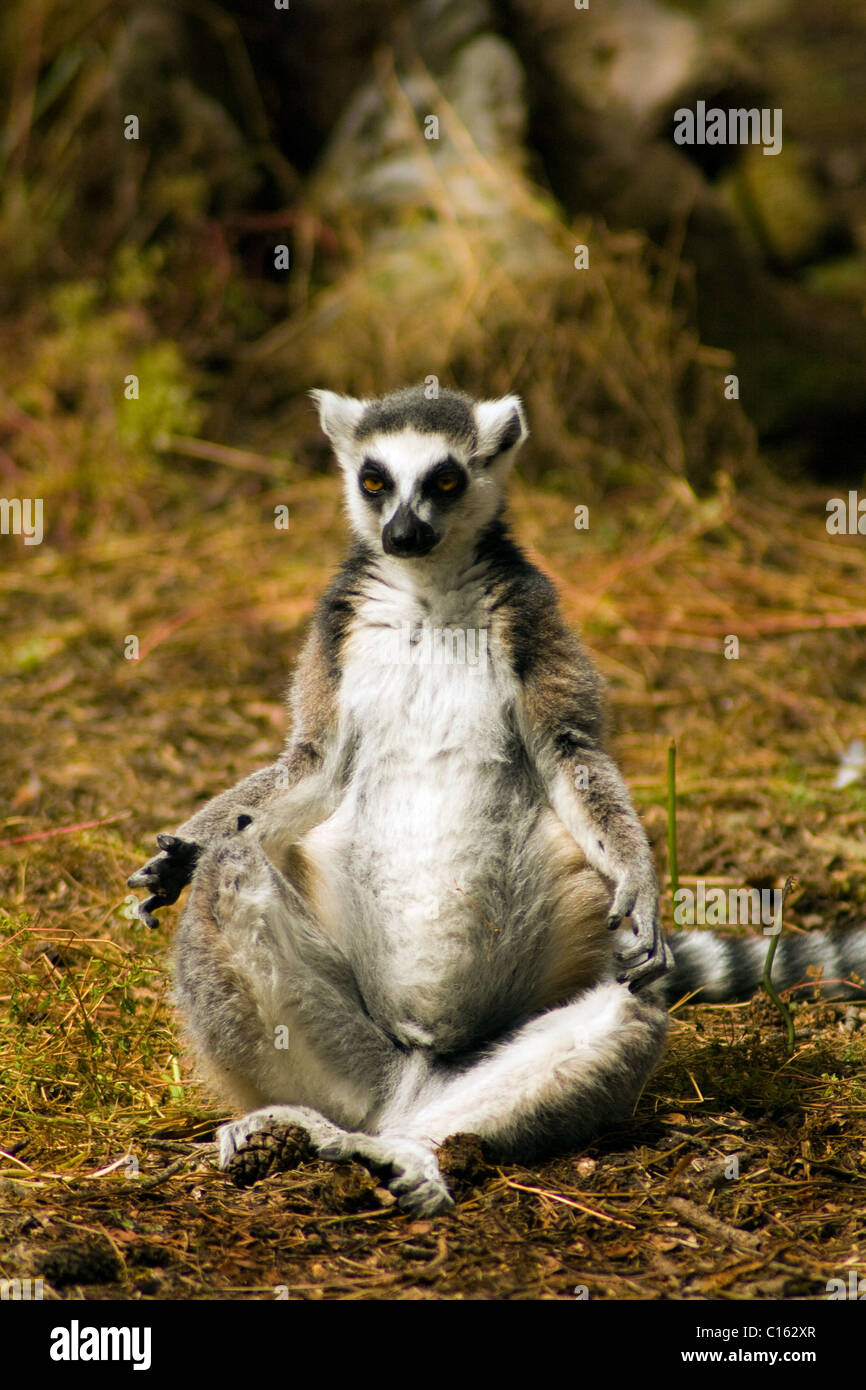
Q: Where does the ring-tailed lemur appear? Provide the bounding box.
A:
[128,385,866,1215]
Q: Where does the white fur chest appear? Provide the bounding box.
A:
[337,569,514,769]
[301,570,527,1045]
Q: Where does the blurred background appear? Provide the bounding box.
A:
[3,0,866,493]
[1,0,866,1299]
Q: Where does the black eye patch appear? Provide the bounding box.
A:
[358,459,393,501]
[422,457,468,502]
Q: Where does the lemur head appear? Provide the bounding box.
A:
[310,385,528,561]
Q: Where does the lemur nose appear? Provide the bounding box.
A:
[383,507,437,557]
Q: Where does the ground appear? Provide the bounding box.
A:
[2,464,865,1300]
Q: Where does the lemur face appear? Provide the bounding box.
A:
[354,429,470,558]
[311,386,528,561]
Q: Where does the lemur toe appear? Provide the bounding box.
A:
[135,896,161,930]
[127,837,201,919]
[395,1178,455,1217]
[617,949,672,992]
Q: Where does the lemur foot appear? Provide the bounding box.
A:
[127,834,201,927]
[217,1106,454,1215]
[222,1122,315,1188]
[217,1105,344,1186]
[330,1134,454,1217]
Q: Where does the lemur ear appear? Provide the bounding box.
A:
[473,395,528,465]
[310,390,365,450]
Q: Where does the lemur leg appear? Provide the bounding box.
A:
[247,986,665,1214]
[175,828,394,1126]
[373,982,669,1161]
[175,833,454,1213]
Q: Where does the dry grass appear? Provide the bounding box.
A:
[2,451,866,1300]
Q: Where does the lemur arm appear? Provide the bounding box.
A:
[515,608,673,992]
[127,624,338,927]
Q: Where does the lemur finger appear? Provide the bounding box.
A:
[135,896,162,930]
[615,921,659,962]
[608,878,649,931]
[615,934,664,972]
[617,930,674,990]
[619,953,671,991]
[615,914,663,960]
[156,833,201,873]
[127,854,168,889]
[615,943,653,966]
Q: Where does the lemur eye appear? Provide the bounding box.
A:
[437,473,459,492]
[362,475,384,493]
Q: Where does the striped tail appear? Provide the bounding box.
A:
[659,928,866,1006]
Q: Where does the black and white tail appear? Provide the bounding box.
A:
[659,928,866,1005]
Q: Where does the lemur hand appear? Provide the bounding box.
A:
[608,876,674,992]
[127,834,201,928]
